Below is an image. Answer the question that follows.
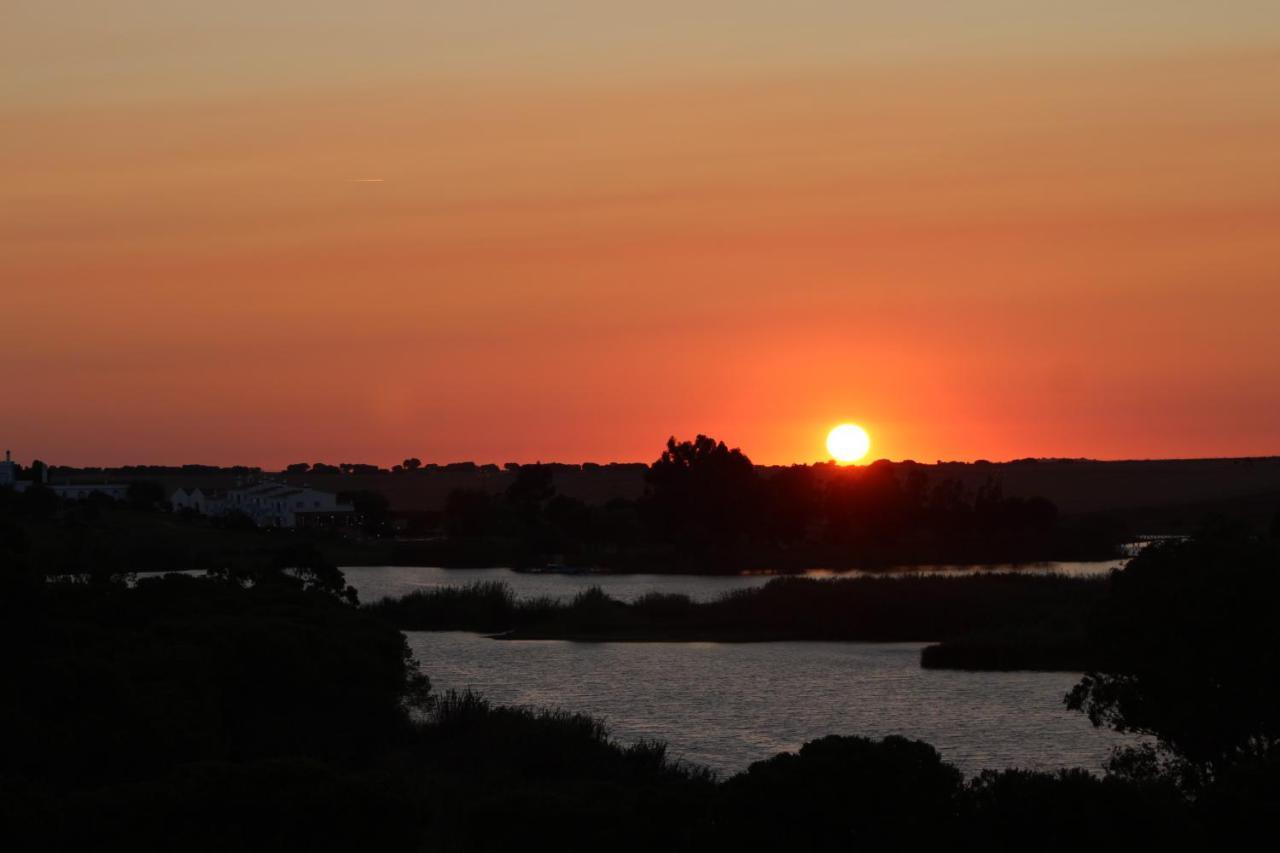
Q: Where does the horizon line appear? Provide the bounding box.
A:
[21,453,1280,472]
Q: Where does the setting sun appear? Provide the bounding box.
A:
[826,423,871,464]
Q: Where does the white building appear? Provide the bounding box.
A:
[47,483,129,501]
[0,450,17,487]
[1,449,129,500]
[170,487,227,516]
[174,480,354,529]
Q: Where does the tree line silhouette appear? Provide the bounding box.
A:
[4,435,1126,577]
[394,435,1127,571]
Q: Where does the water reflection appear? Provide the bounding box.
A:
[344,558,1126,603]
[405,632,1142,777]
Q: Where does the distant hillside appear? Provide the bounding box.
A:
[882,457,1280,516]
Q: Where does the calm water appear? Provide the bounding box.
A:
[344,558,1126,603]
[405,632,1141,778]
[139,562,1138,775]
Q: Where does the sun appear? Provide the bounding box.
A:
[826,423,871,464]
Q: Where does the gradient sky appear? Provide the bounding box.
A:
[4,2,1279,467]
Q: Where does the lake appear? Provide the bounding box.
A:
[343,557,1127,604]
[404,631,1140,778]
[134,562,1139,776]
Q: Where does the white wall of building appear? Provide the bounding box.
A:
[178,481,353,528]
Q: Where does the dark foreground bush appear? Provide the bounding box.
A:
[716,735,963,851]
[4,553,1276,851]
[1067,534,1280,779]
[408,691,716,853]
[3,574,425,788]
[1,759,421,853]
[0,572,712,852]
[422,689,711,784]
[369,580,523,631]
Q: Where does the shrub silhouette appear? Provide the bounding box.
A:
[964,768,1192,851]
[716,735,963,851]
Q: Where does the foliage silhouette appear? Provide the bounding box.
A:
[1067,532,1280,785]
[369,573,1106,650]
[3,544,1276,849]
[715,735,962,851]
[419,435,1128,572]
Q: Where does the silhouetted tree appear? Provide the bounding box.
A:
[402,457,422,472]
[210,542,360,604]
[717,735,962,851]
[1068,533,1280,785]
[759,465,822,544]
[643,435,760,556]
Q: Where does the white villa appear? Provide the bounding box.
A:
[172,480,354,529]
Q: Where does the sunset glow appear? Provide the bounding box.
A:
[4,3,1280,466]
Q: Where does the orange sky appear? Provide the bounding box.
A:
[3,3,1279,467]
